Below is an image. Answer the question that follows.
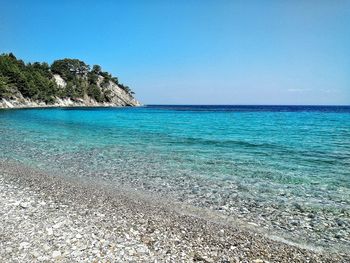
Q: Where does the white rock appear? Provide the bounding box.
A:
[53,221,64,229]
[19,242,30,249]
[53,74,66,88]
[43,244,50,251]
[46,227,53,236]
[31,251,41,258]
[20,202,30,209]
[38,256,49,261]
[79,245,87,251]
[137,246,148,253]
[52,250,61,258]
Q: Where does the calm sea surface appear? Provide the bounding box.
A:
[1,105,350,250]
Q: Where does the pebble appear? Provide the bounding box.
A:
[0,161,348,263]
[19,242,30,249]
[31,251,40,258]
[38,256,49,261]
[52,250,61,258]
[46,227,53,235]
[53,222,64,229]
[20,202,30,209]
[43,244,51,251]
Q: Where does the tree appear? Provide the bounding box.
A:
[87,71,99,85]
[92,65,101,74]
[112,77,118,84]
[51,59,90,81]
[0,53,136,103]
[87,84,102,102]
[118,83,132,94]
[64,82,74,98]
[0,75,9,98]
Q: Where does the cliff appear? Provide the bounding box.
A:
[0,53,141,108]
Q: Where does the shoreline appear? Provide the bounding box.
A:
[1,160,348,262]
[0,104,140,110]
[0,98,141,109]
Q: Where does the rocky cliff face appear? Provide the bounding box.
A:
[0,54,141,109]
[0,74,141,109]
[96,76,140,107]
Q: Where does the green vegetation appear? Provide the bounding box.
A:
[51,59,90,81]
[0,53,134,103]
[0,75,10,97]
[119,83,134,94]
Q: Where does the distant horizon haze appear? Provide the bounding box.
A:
[1,0,349,105]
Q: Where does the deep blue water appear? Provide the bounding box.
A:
[1,105,350,249]
[148,104,350,112]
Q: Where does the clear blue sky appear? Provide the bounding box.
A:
[1,0,349,105]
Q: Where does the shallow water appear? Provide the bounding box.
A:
[1,105,350,251]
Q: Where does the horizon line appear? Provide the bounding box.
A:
[145,104,350,107]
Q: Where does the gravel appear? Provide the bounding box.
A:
[0,160,349,262]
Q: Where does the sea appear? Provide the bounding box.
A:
[1,105,349,251]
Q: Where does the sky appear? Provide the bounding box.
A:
[1,0,349,105]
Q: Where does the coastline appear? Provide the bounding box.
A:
[0,104,139,110]
[1,160,348,262]
[0,98,141,109]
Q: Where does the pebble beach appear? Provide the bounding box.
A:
[2,0,350,261]
[1,160,349,262]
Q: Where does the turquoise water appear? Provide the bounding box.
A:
[1,105,350,250]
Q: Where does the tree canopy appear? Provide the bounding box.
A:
[0,53,135,103]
